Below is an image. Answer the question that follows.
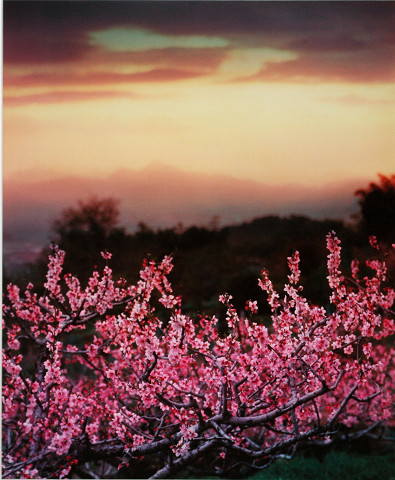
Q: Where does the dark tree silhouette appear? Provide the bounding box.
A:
[53,197,120,238]
[48,197,127,284]
[355,174,395,243]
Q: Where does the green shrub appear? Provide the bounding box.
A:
[248,451,395,480]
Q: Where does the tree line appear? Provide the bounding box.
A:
[14,174,394,316]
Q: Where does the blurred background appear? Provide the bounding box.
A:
[3,1,394,308]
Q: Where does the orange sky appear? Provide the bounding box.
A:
[3,1,394,186]
[2,2,395,268]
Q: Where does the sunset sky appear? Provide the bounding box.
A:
[3,1,395,266]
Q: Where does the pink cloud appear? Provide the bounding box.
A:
[4,68,206,89]
[4,90,140,106]
[234,52,395,84]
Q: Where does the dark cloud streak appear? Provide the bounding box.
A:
[4,68,206,88]
[4,30,94,64]
[4,1,394,63]
[234,50,395,84]
[288,35,368,53]
[3,1,394,91]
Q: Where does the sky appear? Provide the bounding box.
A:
[3,1,395,267]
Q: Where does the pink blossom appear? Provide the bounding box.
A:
[2,233,394,479]
[101,250,113,260]
[246,300,258,314]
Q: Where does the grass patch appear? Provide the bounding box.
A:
[248,451,395,480]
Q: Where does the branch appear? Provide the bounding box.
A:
[149,439,220,479]
[216,382,330,428]
[328,383,359,427]
[3,450,52,477]
[156,393,195,410]
[141,352,158,382]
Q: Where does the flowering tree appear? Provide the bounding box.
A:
[2,233,394,479]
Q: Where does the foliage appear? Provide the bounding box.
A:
[355,174,395,243]
[45,197,127,285]
[53,197,120,237]
[248,451,395,480]
[2,234,394,478]
[26,204,355,311]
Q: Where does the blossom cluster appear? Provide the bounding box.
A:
[2,234,394,479]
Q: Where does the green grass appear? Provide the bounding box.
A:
[248,451,395,480]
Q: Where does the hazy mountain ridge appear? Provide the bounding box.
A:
[4,163,364,269]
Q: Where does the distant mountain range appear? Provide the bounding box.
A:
[3,163,365,270]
